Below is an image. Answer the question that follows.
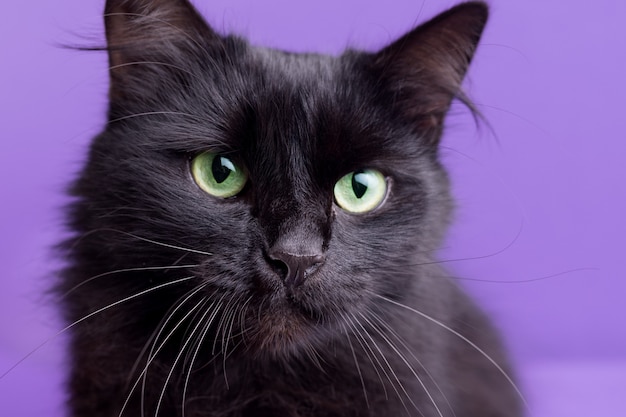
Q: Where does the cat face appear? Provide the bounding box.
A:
[68,0,486,358]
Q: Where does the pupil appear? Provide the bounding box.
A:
[352,171,368,199]
[211,156,233,184]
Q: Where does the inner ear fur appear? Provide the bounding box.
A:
[372,2,488,137]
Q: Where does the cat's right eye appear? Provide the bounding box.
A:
[191,152,248,198]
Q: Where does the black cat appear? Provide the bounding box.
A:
[57,1,523,416]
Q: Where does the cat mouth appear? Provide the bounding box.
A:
[244,292,332,357]
[268,291,322,325]
[252,259,328,320]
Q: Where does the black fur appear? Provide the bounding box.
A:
[58,1,522,416]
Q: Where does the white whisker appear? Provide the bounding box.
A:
[359,311,441,417]
[61,264,200,298]
[344,313,391,402]
[181,299,224,417]
[126,284,207,392]
[71,228,213,256]
[350,313,417,416]
[153,299,215,417]
[137,288,211,417]
[216,295,243,388]
[118,294,206,417]
[373,293,528,408]
[341,319,370,409]
[1,276,196,380]
[368,311,457,417]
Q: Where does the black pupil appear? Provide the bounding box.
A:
[352,171,368,199]
[211,156,233,184]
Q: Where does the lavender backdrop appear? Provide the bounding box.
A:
[1,0,624,415]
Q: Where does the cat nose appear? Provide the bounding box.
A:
[267,251,325,289]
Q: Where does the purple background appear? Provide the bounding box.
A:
[1,0,624,415]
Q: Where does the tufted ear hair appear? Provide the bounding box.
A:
[371,2,488,143]
[104,0,218,99]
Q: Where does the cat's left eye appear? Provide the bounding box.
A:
[191,152,248,198]
[334,169,387,213]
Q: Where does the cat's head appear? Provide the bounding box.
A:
[68,0,487,358]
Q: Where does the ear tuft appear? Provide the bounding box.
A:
[104,0,215,69]
[372,2,488,139]
[103,0,217,100]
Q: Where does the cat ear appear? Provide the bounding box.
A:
[371,2,488,141]
[104,0,217,98]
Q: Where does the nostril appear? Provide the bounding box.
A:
[305,258,323,275]
[267,255,289,278]
[266,251,325,288]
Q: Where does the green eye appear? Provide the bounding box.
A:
[191,152,247,198]
[334,169,387,213]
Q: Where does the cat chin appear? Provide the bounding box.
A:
[244,297,333,359]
